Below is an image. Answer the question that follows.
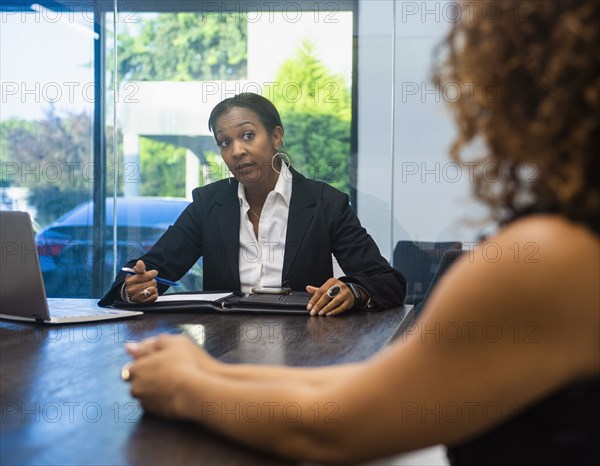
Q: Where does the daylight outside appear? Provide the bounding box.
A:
[0,1,354,298]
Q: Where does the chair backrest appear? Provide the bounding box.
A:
[393,240,462,305]
[413,248,463,315]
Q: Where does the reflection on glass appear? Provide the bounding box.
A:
[180,323,206,346]
[0,4,97,297]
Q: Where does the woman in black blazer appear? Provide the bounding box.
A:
[101,93,406,315]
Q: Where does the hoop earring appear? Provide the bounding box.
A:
[271,152,291,174]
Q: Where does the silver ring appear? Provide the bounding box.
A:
[326,285,341,299]
[141,288,151,298]
[121,363,132,382]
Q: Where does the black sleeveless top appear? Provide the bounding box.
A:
[448,212,600,465]
[446,376,600,465]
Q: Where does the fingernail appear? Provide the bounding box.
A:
[307,304,313,311]
[125,342,139,352]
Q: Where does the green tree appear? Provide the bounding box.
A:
[271,40,352,193]
[0,108,121,225]
[114,12,249,197]
[139,138,187,197]
[1,110,91,225]
[117,13,247,81]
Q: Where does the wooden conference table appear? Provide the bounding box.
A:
[1,305,414,465]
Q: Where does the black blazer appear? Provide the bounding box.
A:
[100,169,406,309]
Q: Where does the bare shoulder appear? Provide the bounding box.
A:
[431,214,599,376]
[463,214,594,275]
[498,214,599,253]
[487,215,599,307]
[455,214,598,311]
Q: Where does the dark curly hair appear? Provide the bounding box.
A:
[434,0,599,230]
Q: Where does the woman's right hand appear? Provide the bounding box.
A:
[123,260,159,303]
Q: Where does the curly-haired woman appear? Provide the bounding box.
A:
[123,1,599,464]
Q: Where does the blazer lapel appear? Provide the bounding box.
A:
[283,170,316,281]
[215,181,241,290]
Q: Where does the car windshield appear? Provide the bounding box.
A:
[53,198,189,228]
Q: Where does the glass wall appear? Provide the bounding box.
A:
[357,0,492,257]
[390,0,492,246]
[2,0,488,302]
[1,2,100,297]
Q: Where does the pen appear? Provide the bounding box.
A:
[121,267,181,287]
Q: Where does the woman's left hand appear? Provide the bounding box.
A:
[124,334,207,419]
[306,278,355,316]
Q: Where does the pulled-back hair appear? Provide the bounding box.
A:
[208,93,284,137]
[435,0,599,230]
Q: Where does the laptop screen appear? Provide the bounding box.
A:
[1,211,52,320]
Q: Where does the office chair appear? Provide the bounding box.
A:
[413,248,463,315]
[393,240,462,305]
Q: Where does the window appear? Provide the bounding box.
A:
[1,1,358,297]
[2,0,487,301]
[1,1,100,296]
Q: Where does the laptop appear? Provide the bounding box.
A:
[0,211,143,324]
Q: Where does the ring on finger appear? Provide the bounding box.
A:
[141,287,152,298]
[326,285,341,299]
[121,363,132,382]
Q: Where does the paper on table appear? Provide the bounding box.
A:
[156,293,232,303]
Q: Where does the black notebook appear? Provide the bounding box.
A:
[103,291,311,315]
[223,292,311,313]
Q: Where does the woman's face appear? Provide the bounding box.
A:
[214,107,283,187]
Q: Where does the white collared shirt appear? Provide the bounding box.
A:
[238,163,293,293]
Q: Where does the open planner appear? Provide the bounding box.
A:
[102,291,312,314]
